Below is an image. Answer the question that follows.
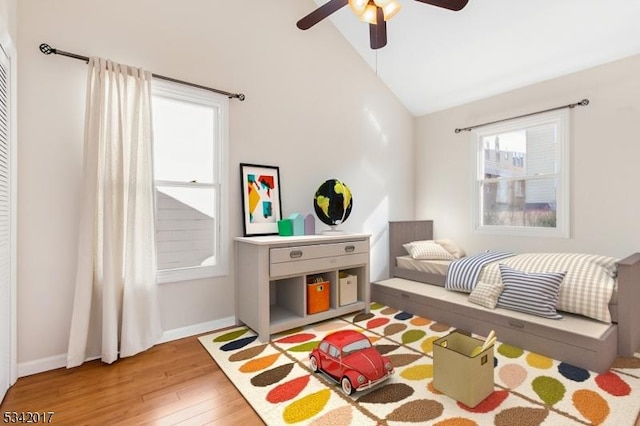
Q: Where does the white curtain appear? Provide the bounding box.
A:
[67,57,163,368]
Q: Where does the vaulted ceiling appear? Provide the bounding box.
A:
[308,0,640,116]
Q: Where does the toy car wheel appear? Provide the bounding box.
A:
[341,377,354,396]
[309,355,319,373]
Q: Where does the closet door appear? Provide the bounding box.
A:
[0,43,14,402]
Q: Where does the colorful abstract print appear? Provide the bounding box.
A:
[199,304,640,426]
[247,173,276,223]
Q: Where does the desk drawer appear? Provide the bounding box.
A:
[270,240,368,264]
[270,240,368,278]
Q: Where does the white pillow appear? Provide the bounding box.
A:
[435,239,466,259]
[469,281,504,309]
[403,240,455,261]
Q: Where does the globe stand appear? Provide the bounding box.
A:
[321,225,345,235]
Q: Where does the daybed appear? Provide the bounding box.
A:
[371,220,640,373]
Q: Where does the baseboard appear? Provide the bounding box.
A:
[157,316,236,344]
[18,354,69,378]
[17,316,237,378]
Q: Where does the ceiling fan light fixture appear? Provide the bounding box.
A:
[296,0,469,50]
[348,0,368,15]
[359,3,378,24]
[382,1,402,20]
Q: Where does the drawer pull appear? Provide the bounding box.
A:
[509,320,525,329]
[344,245,356,253]
[289,250,303,259]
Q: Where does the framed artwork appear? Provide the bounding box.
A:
[240,163,283,236]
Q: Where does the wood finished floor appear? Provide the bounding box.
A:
[2,334,639,426]
[0,335,264,425]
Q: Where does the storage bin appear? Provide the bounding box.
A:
[433,331,495,408]
[307,280,330,314]
[339,272,358,306]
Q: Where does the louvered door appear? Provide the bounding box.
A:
[0,42,14,402]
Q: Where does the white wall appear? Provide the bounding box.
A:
[415,55,640,258]
[16,0,414,373]
[0,0,16,39]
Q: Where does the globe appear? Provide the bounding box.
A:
[314,179,353,233]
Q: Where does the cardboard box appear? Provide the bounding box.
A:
[433,331,494,408]
[307,280,330,314]
[338,273,358,306]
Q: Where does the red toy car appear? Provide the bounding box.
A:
[309,329,394,395]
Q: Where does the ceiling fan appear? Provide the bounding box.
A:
[297,0,469,50]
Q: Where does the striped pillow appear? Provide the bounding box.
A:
[403,240,455,261]
[497,264,566,319]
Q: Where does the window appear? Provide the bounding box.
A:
[472,109,569,238]
[342,337,372,356]
[151,79,229,283]
[328,345,340,359]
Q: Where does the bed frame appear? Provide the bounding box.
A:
[372,220,640,373]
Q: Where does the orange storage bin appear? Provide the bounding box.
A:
[307,280,330,314]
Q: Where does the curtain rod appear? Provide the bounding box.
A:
[39,43,245,101]
[454,98,589,133]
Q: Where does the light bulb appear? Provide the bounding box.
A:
[349,0,368,14]
[382,0,402,20]
[373,0,392,6]
[359,3,378,24]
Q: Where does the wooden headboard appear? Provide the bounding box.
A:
[389,220,433,273]
[388,220,449,286]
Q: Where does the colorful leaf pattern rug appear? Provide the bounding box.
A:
[198,303,640,425]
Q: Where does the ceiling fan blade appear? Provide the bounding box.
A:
[369,8,387,49]
[414,0,469,11]
[297,0,349,30]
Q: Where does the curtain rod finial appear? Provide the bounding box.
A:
[39,43,55,55]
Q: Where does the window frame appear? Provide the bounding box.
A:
[471,108,570,238]
[151,79,229,284]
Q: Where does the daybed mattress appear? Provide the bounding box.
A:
[396,255,450,276]
[396,255,619,306]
